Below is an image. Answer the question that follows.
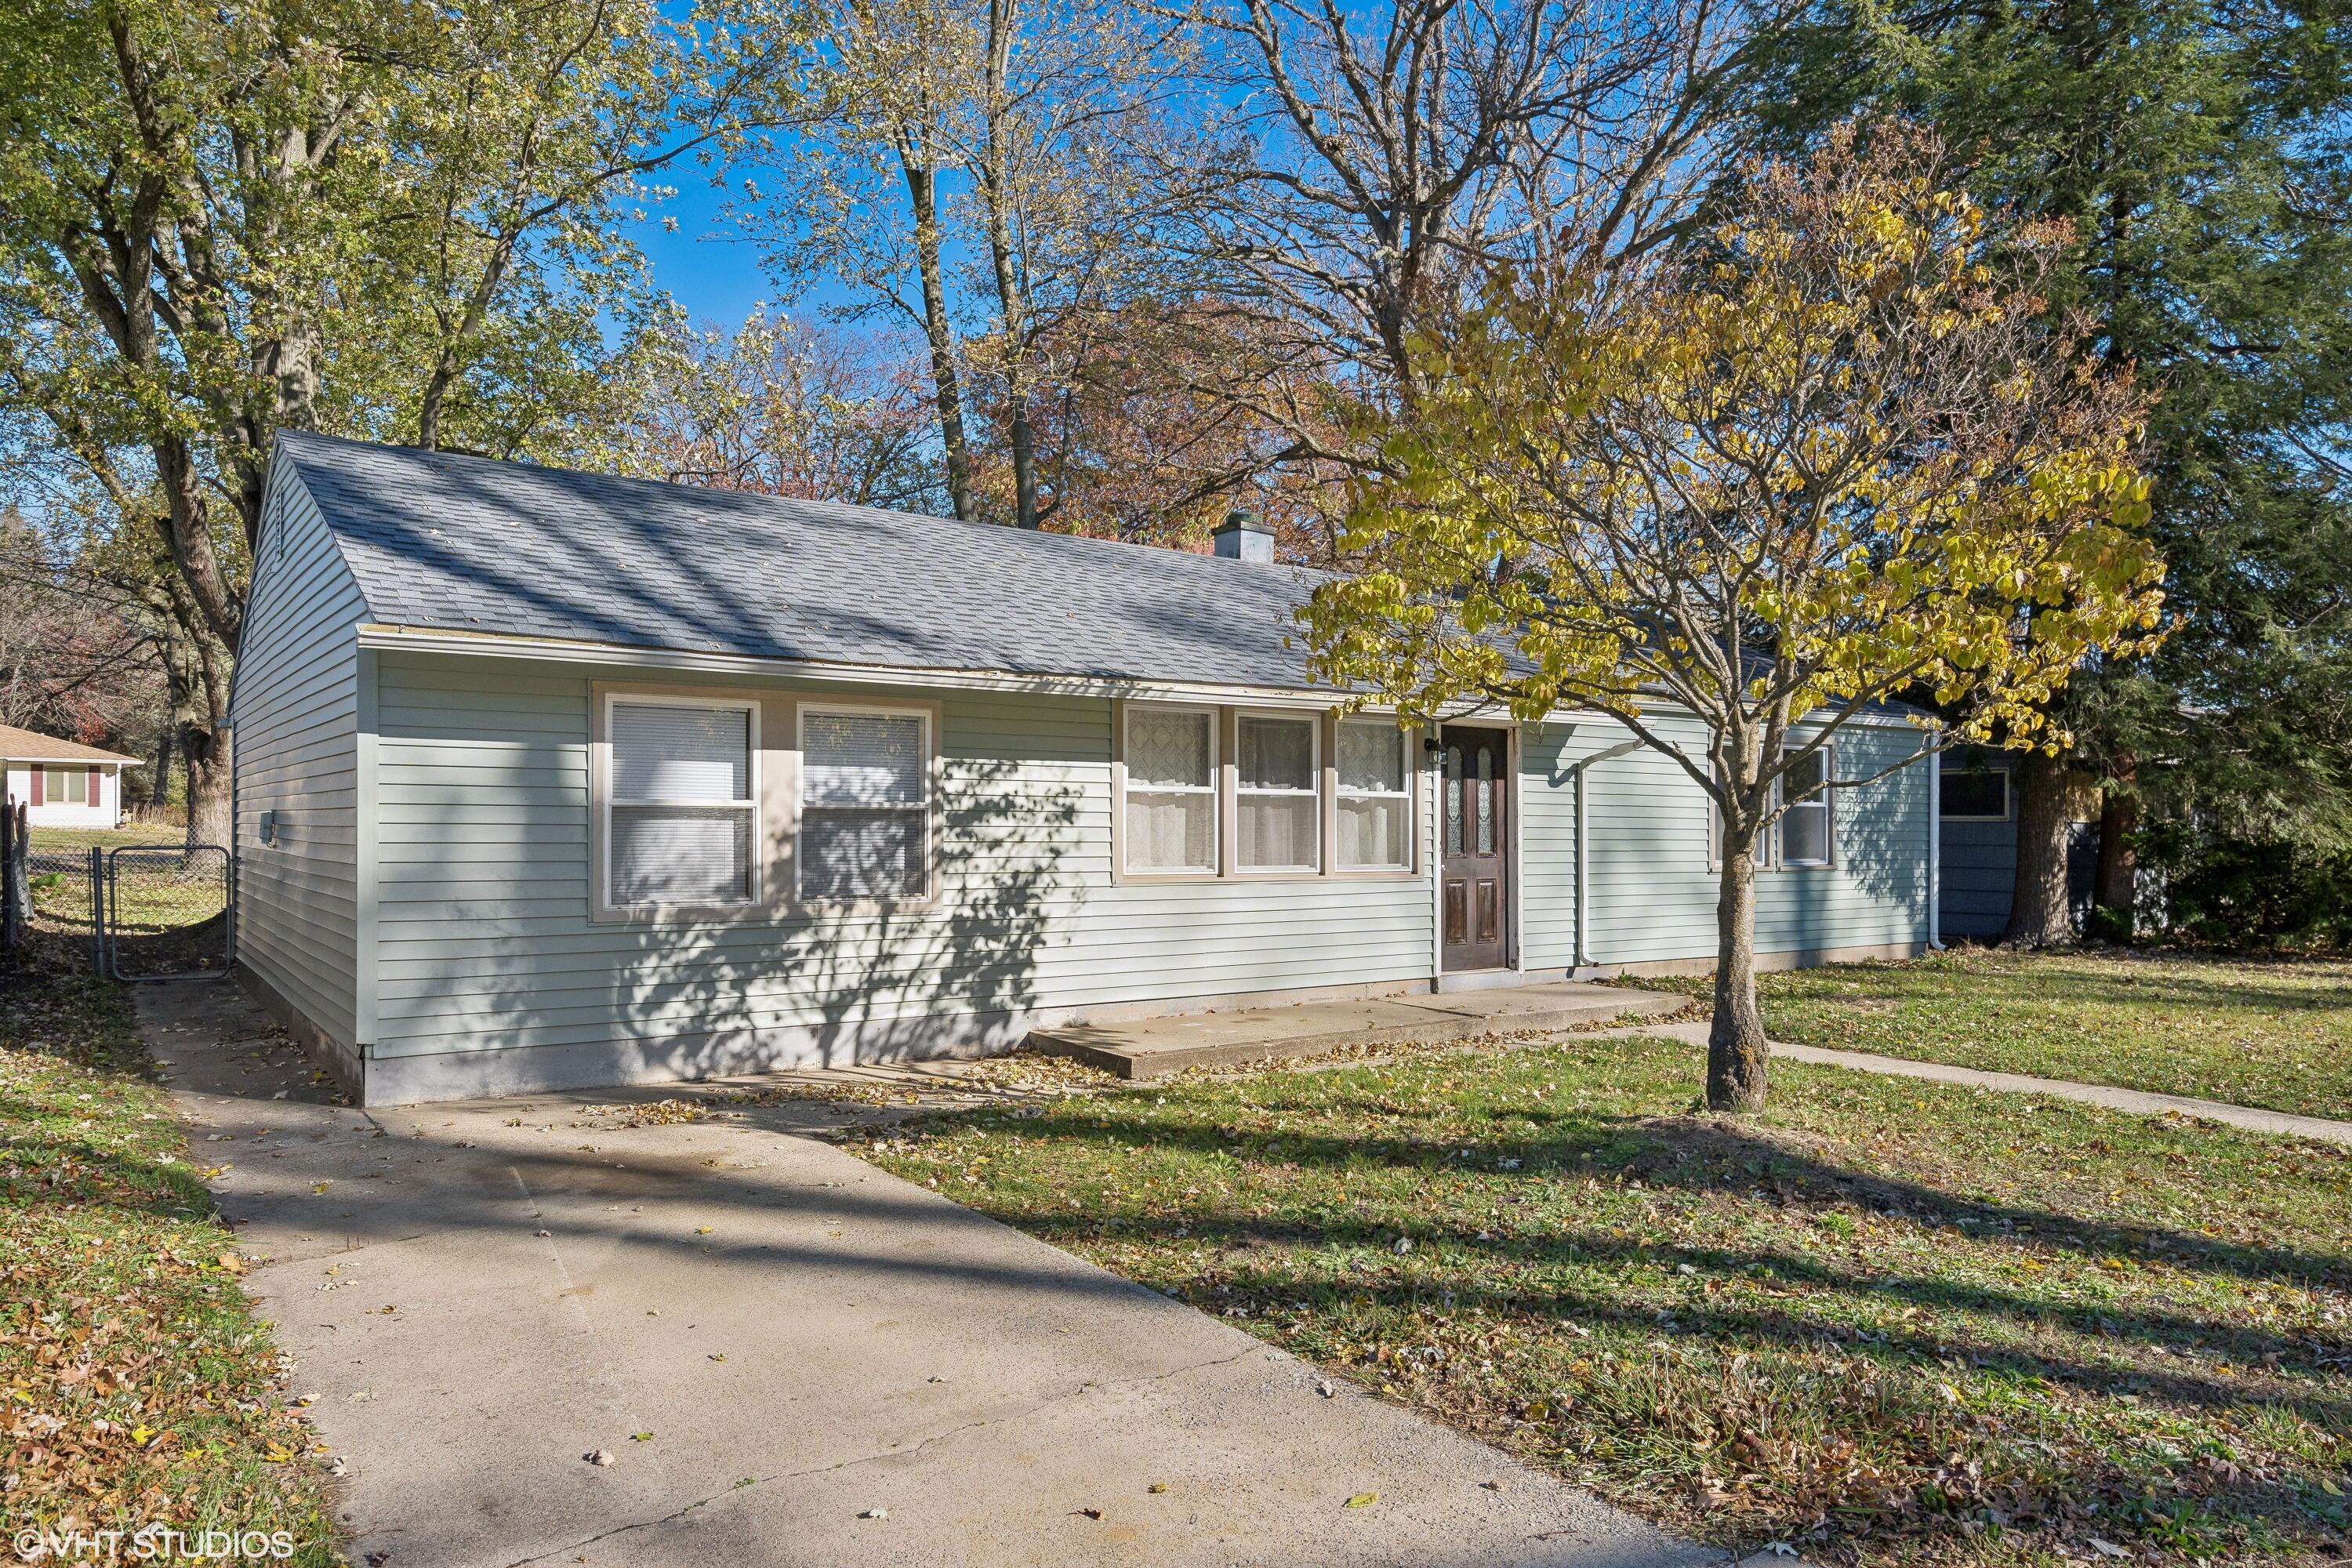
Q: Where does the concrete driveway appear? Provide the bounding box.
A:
[144,982,1743,1568]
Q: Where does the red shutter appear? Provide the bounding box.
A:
[89,767,102,807]
[29,768,42,806]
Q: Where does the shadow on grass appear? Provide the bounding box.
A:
[891,1096,2351,1558]
[947,1091,2352,1294]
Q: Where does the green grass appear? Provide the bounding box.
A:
[0,967,337,1559]
[857,1036,2352,1566]
[28,822,185,853]
[1622,949,2352,1122]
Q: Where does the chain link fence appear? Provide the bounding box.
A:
[2,830,236,979]
[102,845,234,979]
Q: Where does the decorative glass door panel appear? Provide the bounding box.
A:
[1439,726,1508,971]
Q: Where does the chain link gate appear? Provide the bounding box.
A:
[99,844,234,981]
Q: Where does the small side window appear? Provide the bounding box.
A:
[1780,746,1835,869]
[1940,764,2009,821]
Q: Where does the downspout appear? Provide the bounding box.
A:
[1572,739,1642,971]
[1928,744,1946,949]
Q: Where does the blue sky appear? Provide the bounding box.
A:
[626,171,775,329]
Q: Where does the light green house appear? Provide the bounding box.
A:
[230,433,1940,1105]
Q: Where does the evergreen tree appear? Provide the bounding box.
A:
[1745,0,2352,939]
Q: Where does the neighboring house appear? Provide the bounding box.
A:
[230,433,1944,1105]
[1936,744,2097,942]
[0,723,135,829]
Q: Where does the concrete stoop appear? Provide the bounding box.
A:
[1027,981,1686,1080]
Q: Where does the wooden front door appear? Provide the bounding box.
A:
[1439,725,1508,971]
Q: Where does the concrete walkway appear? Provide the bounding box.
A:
[1032,982,1685,1078]
[143,981,1758,1568]
[1632,1018,2352,1147]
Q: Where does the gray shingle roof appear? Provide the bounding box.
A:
[281,432,1333,691]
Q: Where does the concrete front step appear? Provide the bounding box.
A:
[1027,981,1686,1080]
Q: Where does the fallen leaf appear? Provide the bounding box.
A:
[2088,1538,2127,1559]
[630,1432,654,1443]
[858,1507,887,1520]
[1345,1492,1377,1508]
[1148,1482,1168,1494]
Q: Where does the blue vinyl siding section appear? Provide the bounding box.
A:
[229,471,366,1047]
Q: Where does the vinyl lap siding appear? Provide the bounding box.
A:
[1522,713,1931,969]
[230,471,365,1046]
[1517,724,1579,970]
[368,655,1436,1065]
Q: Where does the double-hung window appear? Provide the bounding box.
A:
[1236,713,1319,872]
[43,768,88,804]
[1123,706,1218,873]
[1779,745,1835,869]
[1336,719,1411,870]
[607,698,757,906]
[799,706,931,901]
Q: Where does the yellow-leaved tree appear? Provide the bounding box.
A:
[1301,122,2167,1112]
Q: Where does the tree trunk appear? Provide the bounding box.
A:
[2093,751,2138,930]
[1708,845,1769,1112]
[978,0,1040,529]
[2005,749,2077,946]
[900,149,976,521]
[183,724,232,848]
[416,345,460,452]
[151,724,173,811]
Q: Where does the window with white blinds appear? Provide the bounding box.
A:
[1336,720,1410,869]
[1236,713,1319,871]
[1123,706,1216,873]
[799,707,931,901]
[607,699,756,906]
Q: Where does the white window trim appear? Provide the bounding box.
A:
[1116,701,1222,879]
[599,690,762,914]
[1334,717,1415,874]
[794,699,942,908]
[1940,764,2011,822]
[1233,708,1323,874]
[1777,742,1836,870]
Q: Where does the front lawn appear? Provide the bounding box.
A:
[0,966,337,1559]
[858,1034,2352,1566]
[1624,949,2352,1122]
